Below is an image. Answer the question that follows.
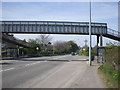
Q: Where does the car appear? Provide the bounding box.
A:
[71,52,76,55]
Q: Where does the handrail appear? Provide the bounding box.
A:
[1,21,107,27]
[107,28,120,38]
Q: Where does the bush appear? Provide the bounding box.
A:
[105,46,120,71]
[78,53,83,56]
[84,51,89,56]
[78,51,96,56]
[98,64,120,88]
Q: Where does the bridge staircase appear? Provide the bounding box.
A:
[103,28,120,41]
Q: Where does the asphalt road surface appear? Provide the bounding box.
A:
[1,55,105,88]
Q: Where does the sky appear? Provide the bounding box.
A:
[1,1,119,47]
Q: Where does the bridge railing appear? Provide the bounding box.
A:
[1,21,107,27]
[107,28,120,38]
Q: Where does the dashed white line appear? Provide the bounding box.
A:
[0,67,15,72]
[25,62,41,67]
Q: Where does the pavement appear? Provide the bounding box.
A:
[1,55,105,88]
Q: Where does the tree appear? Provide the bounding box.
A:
[21,39,41,55]
[36,34,52,45]
[36,34,52,51]
[54,41,71,53]
[28,39,40,48]
[67,41,79,52]
[106,41,118,47]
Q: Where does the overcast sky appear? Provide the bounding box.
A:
[2,1,118,47]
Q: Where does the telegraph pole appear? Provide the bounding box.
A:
[89,0,92,66]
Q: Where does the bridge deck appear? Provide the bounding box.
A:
[1,21,120,41]
[1,21,107,35]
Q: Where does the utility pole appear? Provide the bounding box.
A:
[89,0,92,66]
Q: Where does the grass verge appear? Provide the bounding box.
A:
[98,64,120,88]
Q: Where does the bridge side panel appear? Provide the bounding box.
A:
[2,21,107,35]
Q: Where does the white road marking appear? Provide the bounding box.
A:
[52,56,67,60]
[25,62,41,67]
[0,67,15,72]
[78,59,88,60]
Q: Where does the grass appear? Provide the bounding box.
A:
[98,64,120,88]
[78,51,96,56]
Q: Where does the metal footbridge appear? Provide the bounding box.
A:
[1,21,120,41]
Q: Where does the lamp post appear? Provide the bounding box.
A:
[89,0,92,66]
[53,45,54,55]
[48,42,54,55]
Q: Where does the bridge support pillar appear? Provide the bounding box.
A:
[97,35,99,63]
[17,45,20,57]
[96,35,103,63]
[100,35,103,46]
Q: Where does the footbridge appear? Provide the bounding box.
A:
[1,21,120,60]
[1,21,120,41]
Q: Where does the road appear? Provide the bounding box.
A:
[1,55,105,88]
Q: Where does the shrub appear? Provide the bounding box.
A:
[98,64,120,88]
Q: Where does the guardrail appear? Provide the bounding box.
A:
[107,28,120,38]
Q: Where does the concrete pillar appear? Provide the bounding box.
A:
[97,35,99,56]
[97,35,99,63]
[17,46,19,57]
[0,32,1,59]
[100,35,103,46]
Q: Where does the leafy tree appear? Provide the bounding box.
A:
[106,41,118,47]
[21,39,41,55]
[28,39,40,48]
[67,41,79,52]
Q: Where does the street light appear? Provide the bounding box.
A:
[89,0,92,66]
[83,48,86,51]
